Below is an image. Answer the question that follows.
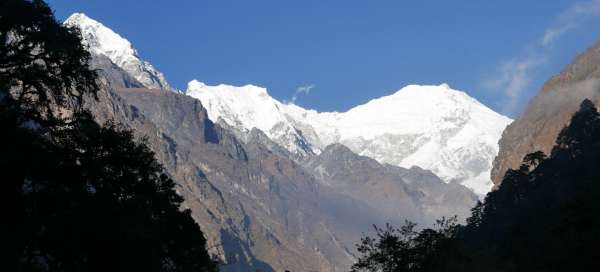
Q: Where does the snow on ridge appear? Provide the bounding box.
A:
[61,13,512,195]
[64,13,135,65]
[64,13,173,91]
[186,79,283,134]
[185,81,512,196]
[186,79,319,155]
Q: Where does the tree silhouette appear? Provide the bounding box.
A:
[0,0,97,120]
[352,217,463,272]
[522,151,546,169]
[1,1,217,271]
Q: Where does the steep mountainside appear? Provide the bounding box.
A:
[187,81,512,195]
[492,39,600,186]
[85,73,476,272]
[84,75,341,271]
[69,13,479,271]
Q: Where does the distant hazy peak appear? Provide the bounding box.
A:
[64,13,173,91]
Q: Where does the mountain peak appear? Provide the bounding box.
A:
[64,13,173,91]
[187,79,206,89]
[187,80,268,97]
[64,12,92,25]
[186,81,512,196]
[389,84,471,101]
[64,12,136,62]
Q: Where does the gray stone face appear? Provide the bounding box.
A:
[84,55,477,272]
[89,54,145,89]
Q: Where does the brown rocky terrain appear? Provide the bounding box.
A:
[492,40,600,186]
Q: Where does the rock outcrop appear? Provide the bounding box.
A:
[492,40,600,186]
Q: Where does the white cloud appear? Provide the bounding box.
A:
[541,0,600,47]
[484,0,600,115]
[288,84,315,104]
[484,56,545,114]
[572,0,600,15]
[542,24,575,46]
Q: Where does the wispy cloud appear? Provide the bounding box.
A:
[572,0,600,16]
[483,56,545,113]
[542,0,600,46]
[484,0,600,115]
[287,84,315,104]
[542,24,575,46]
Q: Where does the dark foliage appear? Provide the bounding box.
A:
[2,108,217,271]
[0,0,97,120]
[352,218,462,272]
[1,1,217,271]
[353,99,600,272]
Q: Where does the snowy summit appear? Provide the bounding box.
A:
[63,13,512,196]
[187,81,512,196]
[64,13,173,91]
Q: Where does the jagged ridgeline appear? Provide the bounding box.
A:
[352,100,600,272]
[1,1,216,271]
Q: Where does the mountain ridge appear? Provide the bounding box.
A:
[65,12,511,196]
[67,12,483,271]
[84,68,477,272]
[187,80,512,196]
[64,13,174,91]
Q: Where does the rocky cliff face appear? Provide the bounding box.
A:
[492,40,600,186]
[82,57,477,272]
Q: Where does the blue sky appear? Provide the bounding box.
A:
[48,0,600,117]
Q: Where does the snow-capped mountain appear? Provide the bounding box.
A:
[62,12,511,195]
[187,81,512,195]
[186,80,316,157]
[64,12,498,270]
[64,13,173,91]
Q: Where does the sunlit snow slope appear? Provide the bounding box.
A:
[64,13,173,91]
[187,81,512,196]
